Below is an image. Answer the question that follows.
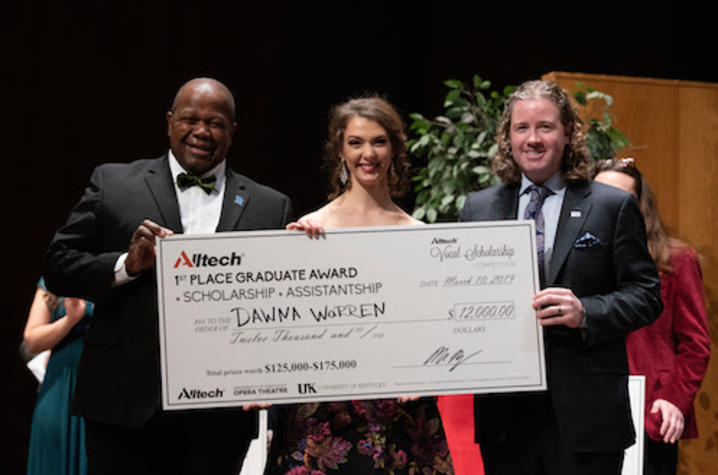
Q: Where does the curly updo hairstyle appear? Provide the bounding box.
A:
[324,96,410,199]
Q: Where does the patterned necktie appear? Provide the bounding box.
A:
[524,184,553,288]
[176,172,217,195]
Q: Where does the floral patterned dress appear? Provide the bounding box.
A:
[266,398,453,474]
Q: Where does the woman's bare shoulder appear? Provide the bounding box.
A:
[296,203,330,223]
[397,211,424,226]
[297,201,346,227]
[296,210,321,223]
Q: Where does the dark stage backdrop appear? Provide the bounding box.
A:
[2,1,714,471]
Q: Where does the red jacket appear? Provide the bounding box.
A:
[626,246,711,440]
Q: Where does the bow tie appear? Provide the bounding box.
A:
[176,172,217,195]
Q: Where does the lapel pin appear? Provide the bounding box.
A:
[570,209,581,218]
[234,195,244,206]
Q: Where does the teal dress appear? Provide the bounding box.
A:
[26,278,93,475]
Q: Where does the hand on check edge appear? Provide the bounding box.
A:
[286,218,324,239]
[397,396,420,403]
[125,219,173,275]
[242,403,272,411]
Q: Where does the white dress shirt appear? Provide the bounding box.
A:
[167,150,226,235]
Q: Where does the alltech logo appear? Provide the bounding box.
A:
[173,250,243,268]
[177,387,224,400]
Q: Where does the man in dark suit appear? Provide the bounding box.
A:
[44,78,292,474]
[460,80,662,474]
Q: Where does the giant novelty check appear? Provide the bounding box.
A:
[156,221,546,410]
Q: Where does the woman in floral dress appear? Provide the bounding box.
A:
[265,96,453,475]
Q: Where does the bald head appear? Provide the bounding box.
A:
[167,77,238,175]
[171,78,236,120]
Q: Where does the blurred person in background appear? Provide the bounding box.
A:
[24,277,93,475]
[595,158,711,475]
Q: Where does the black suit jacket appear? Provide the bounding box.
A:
[460,179,662,452]
[44,155,292,428]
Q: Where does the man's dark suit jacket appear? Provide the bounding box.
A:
[44,155,292,429]
[460,179,662,453]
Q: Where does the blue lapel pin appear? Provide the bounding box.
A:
[234,195,244,206]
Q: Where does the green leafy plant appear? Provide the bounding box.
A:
[572,82,631,160]
[410,77,630,222]
[409,75,514,222]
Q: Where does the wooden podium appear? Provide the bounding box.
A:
[543,71,718,475]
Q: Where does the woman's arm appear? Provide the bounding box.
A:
[23,288,86,354]
[653,249,711,442]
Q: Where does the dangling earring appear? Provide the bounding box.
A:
[339,160,349,185]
